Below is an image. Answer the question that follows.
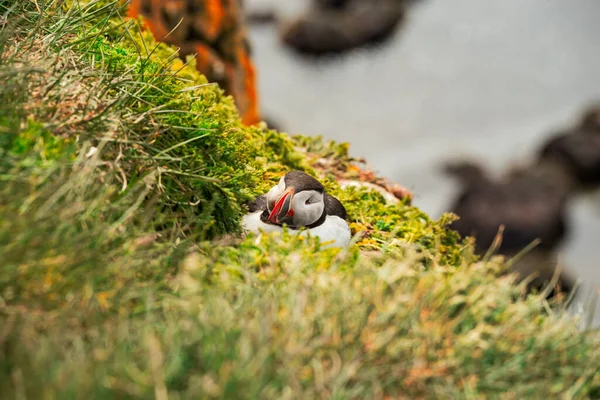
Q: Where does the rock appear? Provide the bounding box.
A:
[126,0,261,126]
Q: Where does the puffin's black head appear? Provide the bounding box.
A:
[264,171,328,227]
[442,160,488,188]
[580,105,600,130]
[283,171,324,192]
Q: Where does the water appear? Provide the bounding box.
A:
[246,0,600,322]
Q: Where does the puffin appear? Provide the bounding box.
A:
[242,171,352,248]
[442,160,572,256]
[442,160,576,298]
[537,105,600,189]
[280,0,406,57]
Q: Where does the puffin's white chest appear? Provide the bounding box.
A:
[242,212,351,248]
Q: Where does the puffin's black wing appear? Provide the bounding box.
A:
[247,194,268,213]
[324,193,348,220]
[448,176,568,255]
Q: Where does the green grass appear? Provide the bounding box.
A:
[0,0,599,398]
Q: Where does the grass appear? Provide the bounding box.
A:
[0,0,599,398]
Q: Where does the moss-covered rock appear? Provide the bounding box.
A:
[0,1,598,398]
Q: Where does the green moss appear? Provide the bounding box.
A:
[9,120,74,160]
[0,0,599,398]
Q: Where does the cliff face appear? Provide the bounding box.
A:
[0,1,599,398]
[126,0,261,126]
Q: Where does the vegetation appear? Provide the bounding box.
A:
[0,0,598,398]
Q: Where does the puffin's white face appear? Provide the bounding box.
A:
[266,177,325,227]
[289,190,324,226]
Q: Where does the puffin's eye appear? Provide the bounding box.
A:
[306,196,318,205]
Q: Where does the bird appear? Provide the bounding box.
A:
[242,171,351,248]
[442,160,576,297]
[537,104,600,189]
[280,0,406,57]
[443,160,572,255]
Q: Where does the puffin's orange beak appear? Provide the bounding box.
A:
[268,187,295,224]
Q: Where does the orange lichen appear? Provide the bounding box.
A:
[203,0,225,41]
[126,0,261,125]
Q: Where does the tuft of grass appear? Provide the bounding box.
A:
[0,0,599,398]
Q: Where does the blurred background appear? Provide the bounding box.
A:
[246,0,600,323]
